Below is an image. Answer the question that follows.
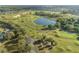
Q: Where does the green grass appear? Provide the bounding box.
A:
[0,11,79,52]
[57,31,77,40]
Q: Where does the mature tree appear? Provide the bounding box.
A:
[48,24,54,30]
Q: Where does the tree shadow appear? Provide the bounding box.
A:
[0,21,15,30]
[41,28,54,30]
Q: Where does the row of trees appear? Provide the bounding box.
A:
[44,17,79,34]
[35,11,61,18]
[55,17,79,33]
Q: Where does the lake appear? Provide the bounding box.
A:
[34,18,56,26]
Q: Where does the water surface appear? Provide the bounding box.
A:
[34,18,56,26]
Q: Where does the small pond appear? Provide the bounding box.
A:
[34,18,56,26]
